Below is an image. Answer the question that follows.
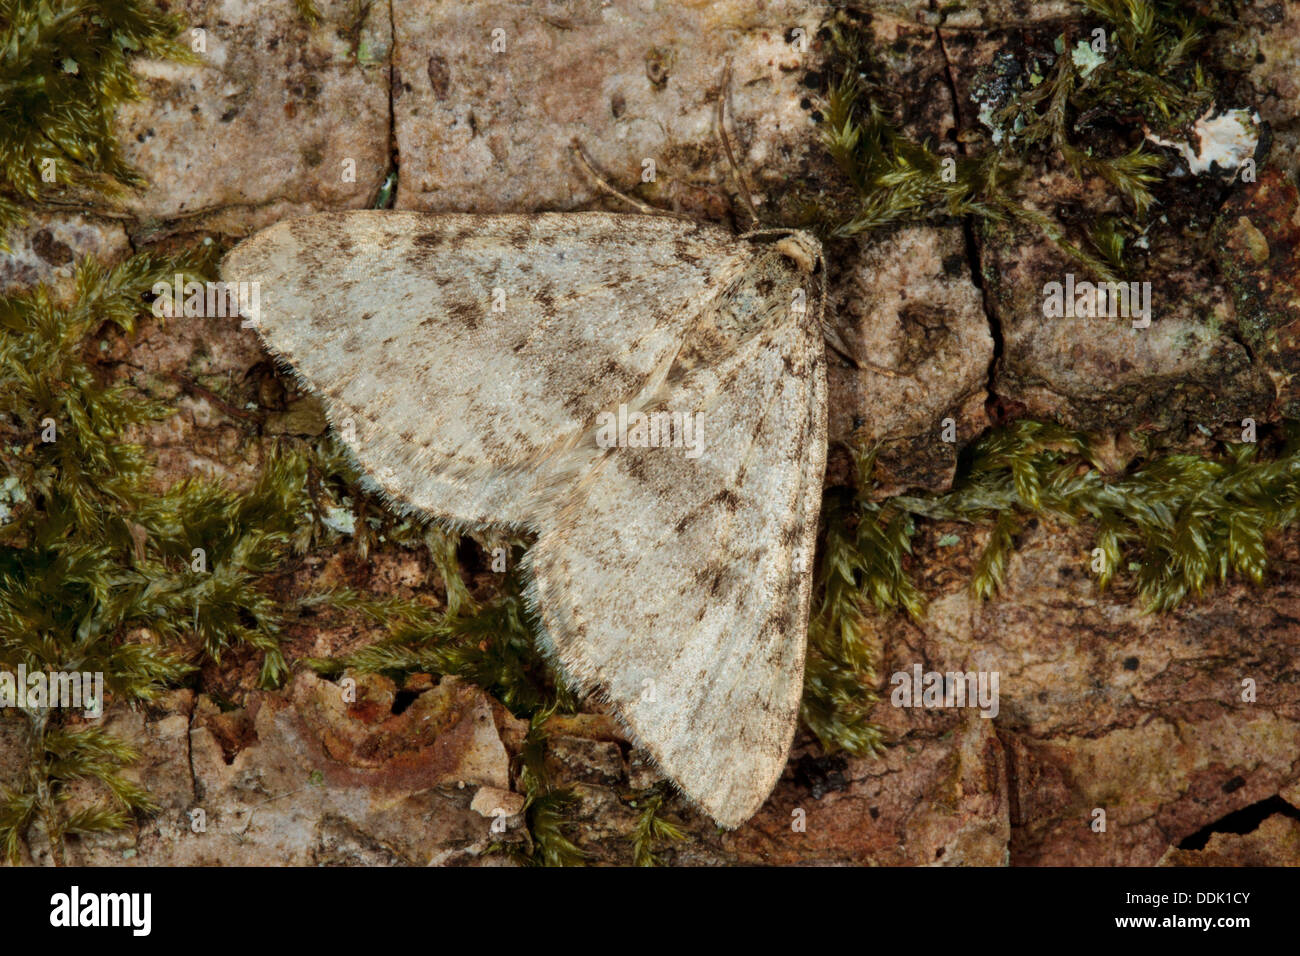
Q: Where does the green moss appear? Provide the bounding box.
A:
[629,785,686,866]
[306,566,577,719]
[980,0,1224,217]
[819,19,1009,239]
[895,419,1300,611]
[0,0,195,244]
[0,0,1273,862]
[818,14,1118,280]
[801,422,1300,783]
[485,710,586,866]
[294,0,321,26]
[818,1,1242,282]
[517,788,587,866]
[801,447,921,756]
[0,249,201,862]
[0,247,430,863]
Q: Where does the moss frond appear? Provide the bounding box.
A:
[896,420,1300,611]
[294,0,321,25]
[307,566,575,719]
[820,31,1006,238]
[45,724,156,811]
[800,447,917,756]
[520,789,587,867]
[1078,0,1226,123]
[0,787,37,862]
[484,711,586,866]
[630,787,686,866]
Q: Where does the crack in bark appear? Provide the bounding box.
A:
[384,0,399,207]
[993,726,1022,833]
[187,696,202,807]
[930,22,1005,417]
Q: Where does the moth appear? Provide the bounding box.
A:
[221,208,829,828]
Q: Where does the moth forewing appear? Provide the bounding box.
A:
[527,233,827,828]
[220,211,752,527]
[221,212,828,828]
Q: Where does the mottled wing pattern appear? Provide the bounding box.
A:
[220,211,751,527]
[527,248,827,827]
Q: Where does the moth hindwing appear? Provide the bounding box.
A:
[221,210,828,827]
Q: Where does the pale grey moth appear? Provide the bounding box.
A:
[220,209,828,828]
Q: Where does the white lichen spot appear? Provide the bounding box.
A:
[0,475,28,524]
[976,102,1005,145]
[321,504,356,535]
[1146,107,1260,177]
[1071,40,1105,77]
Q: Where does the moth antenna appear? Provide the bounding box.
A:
[816,262,857,367]
[816,256,845,364]
[815,257,902,377]
[716,61,762,229]
[824,325,902,377]
[571,139,665,216]
[821,321,860,369]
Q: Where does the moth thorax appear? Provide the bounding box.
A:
[706,253,802,342]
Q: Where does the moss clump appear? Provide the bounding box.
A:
[0,247,426,863]
[0,0,195,244]
[819,15,1118,280]
[801,447,921,756]
[977,0,1228,216]
[818,1,1247,281]
[819,19,1008,237]
[821,61,1009,237]
[0,249,200,863]
[895,419,1300,611]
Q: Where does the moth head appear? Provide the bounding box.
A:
[678,227,826,366]
[771,231,823,275]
